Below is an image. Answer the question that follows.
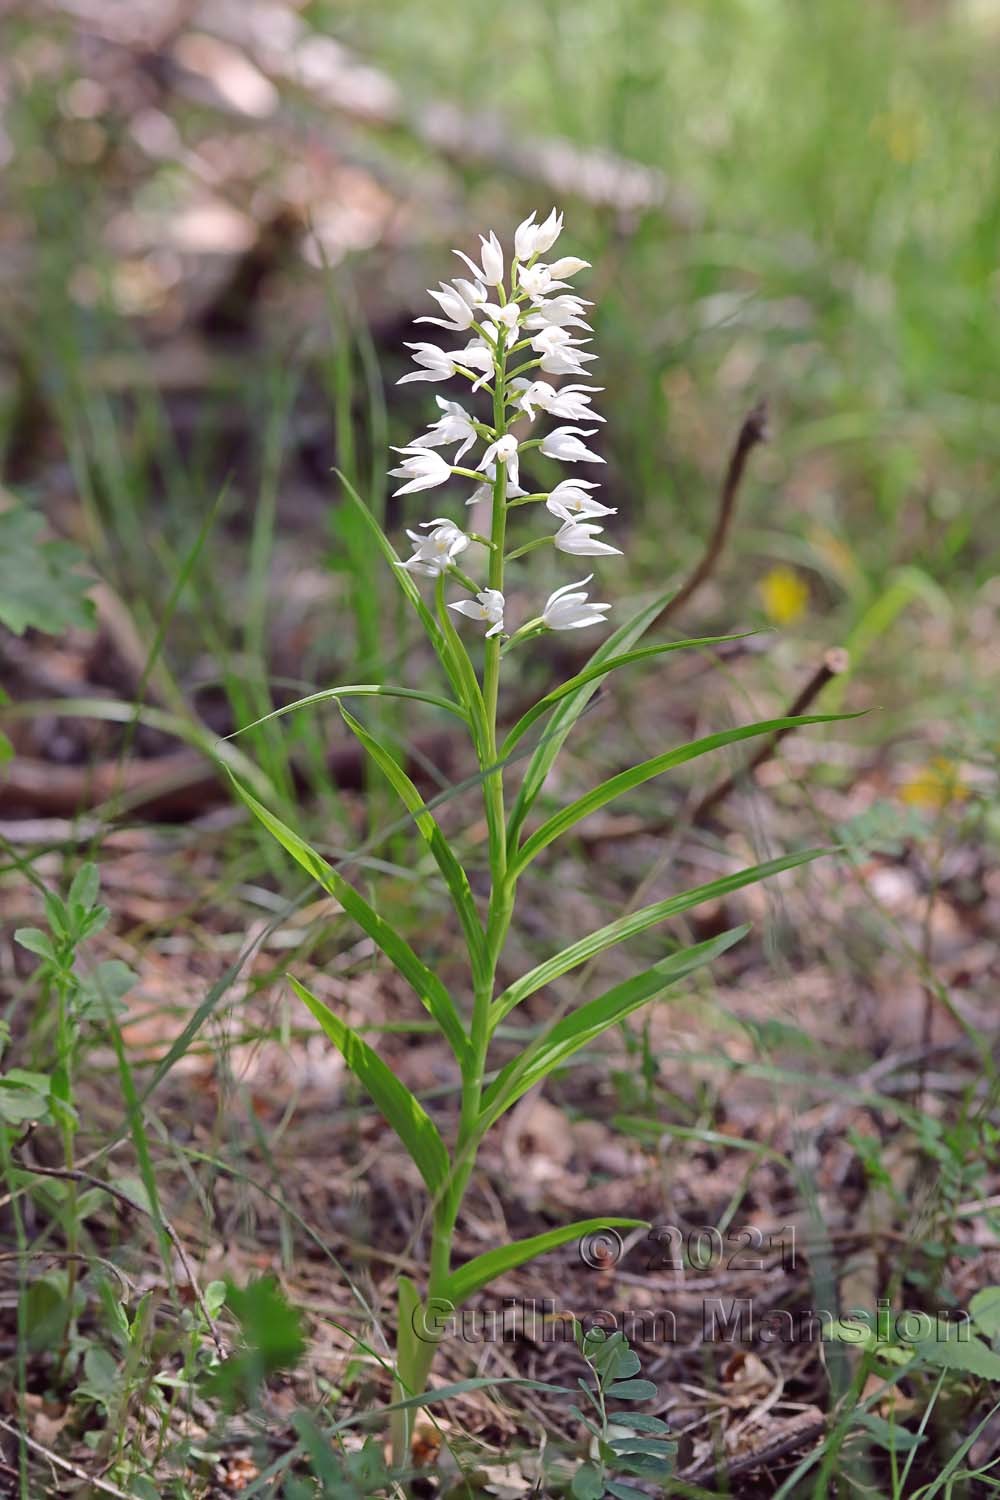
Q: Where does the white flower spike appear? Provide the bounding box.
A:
[450,588,505,637]
[390,210,616,637]
[542,575,612,630]
[389,447,453,496]
[554,519,623,557]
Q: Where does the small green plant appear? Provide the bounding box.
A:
[10,863,135,1353]
[570,1324,676,1498]
[0,501,95,638]
[230,211,840,1459]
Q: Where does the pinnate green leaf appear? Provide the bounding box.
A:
[605,1379,658,1401]
[971,1287,1000,1342]
[571,1462,605,1500]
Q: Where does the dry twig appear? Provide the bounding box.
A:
[9,1160,226,1359]
[691,647,850,826]
[659,400,770,628]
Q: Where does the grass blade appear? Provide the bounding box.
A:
[225,683,469,737]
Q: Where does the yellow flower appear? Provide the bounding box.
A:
[869,109,926,165]
[759,566,809,626]
[899,757,968,810]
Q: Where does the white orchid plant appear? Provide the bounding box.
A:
[230,211,836,1462]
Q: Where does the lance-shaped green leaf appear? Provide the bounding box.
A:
[227,683,468,739]
[230,774,469,1063]
[512,714,851,874]
[444,1216,648,1307]
[289,977,451,1198]
[492,848,826,1026]
[500,633,751,761]
[338,703,489,989]
[506,589,675,848]
[480,928,748,1129]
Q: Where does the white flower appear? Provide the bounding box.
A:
[517,263,560,299]
[411,397,478,462]
[514,208,563,259]
[455,231,504,287]
[447,337,495,390]
[465,462,526,503]
[554,520,622,557]
[542,575,611,630]
[450,588,505,637]
[400,519,470,576]
[479,231,505,285]
[397,342,456,385]
[513,379,604,423]
[452,277,488,309]
[416,282,476,333]
[546,255,590,279]
[479,434,519,489]
[531,325,597,376]
[546,478,616,521]
[540,426,604,464]
[463,481,492,507]
[389,446,453,495]
[481,302,521,334]
[524,294,592,330]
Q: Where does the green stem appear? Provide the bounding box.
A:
[505,535,554,563]
[398,281,526,1470]
[54,968,79,1367]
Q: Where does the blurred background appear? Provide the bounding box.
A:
[2,1,999,1490]
[3,0,999,750]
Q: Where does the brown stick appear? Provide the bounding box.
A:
[690,647,849,825]
[0,1413,137,1498]
[679,1416,827,1485]
[8,1160,226,1359]
[0,730,456,821]
[659,400,770,627]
